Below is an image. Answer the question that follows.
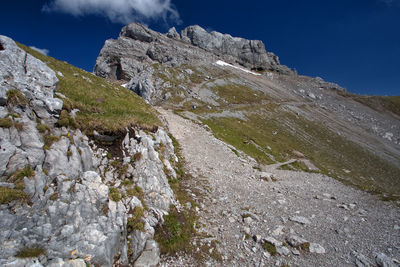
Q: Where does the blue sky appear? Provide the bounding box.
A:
[1,0,399,96]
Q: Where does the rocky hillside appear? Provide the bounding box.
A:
[0,35,190,267]
[1,21,399,267]
[95,23,400,201]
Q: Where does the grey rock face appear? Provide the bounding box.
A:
[0,35,62,117]
[181,25,278,71]
[0,35,179,267]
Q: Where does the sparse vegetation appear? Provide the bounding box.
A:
[0,117,13,128]
[43,135,61,150]
[155,205,196,254]
[57,110,78,129]
[202,108,400,199]
[109,187,121,202]
[262,241,277,256]
[16,246,45,258]
[18,44,161,134]
[127,186,144,199]
[49,193,59,201]
[338,91,400,117]
[6,89,28,107]
[211,82,269,105]
[0,187,29,204]
[127,206,145,232]
[36,123,50,133]
[0,117,23,130]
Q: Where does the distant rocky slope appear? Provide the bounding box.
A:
[94,23,400,201]
[0,36,183,267]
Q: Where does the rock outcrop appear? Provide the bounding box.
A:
[180,25,279,71]
[94,23,291,100]
[0,36,178,267]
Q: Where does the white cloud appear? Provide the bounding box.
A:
[42,0,180,25]
[29,46,50,56]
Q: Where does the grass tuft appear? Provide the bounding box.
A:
[0,187,29,204]
[109,187,121,202]
[57,110,78,129]
[127,206,145,232]
[36,123,51,133]
[16,246,45,258]
[43,135,61,150]
[6,90,28,107]
[262,241,277,256]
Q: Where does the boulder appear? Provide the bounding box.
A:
[166,27,180,39]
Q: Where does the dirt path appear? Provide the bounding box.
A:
[158,108,400,267]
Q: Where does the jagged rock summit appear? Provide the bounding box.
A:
[94,22,290,82]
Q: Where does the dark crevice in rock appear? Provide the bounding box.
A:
[23,52,28,74]
[0,43,4,51]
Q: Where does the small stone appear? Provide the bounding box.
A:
[243,227,251,235]
[244,217,254,225]
[292,249,301,256]
[253,235,262,243]
[309,243,326,254]
[357,209,368,216]
[322,193,332,199]
[272,225,284,236]
[375,252,396,267]
[286,235,308,247]
[277,199,286,205]
[228,217,236,223]
[289,216,311,225]
[276,246,290,256]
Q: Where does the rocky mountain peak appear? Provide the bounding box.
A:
[94,23,291,84]
[180,25,278,71]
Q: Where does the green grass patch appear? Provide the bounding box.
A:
[16,246,45,258]
[338,91,400,117]
[0,117,13,128]
[36,123,51,133]
[18,44,161,134]
[127,206,145,232]
[127,186,144,198]
[8,166,35,190]
[155,205,196,255]
[0,187,29,204]
[109,187,121,202]
[262,241,277,256]
[43,135,61,150]
[57,110,78,129]
[211,82,269,105]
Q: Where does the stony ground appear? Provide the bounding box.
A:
[158,108,400,267]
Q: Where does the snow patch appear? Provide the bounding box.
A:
[215,60,261,76]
